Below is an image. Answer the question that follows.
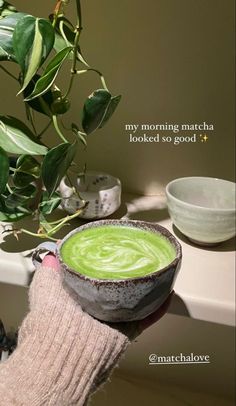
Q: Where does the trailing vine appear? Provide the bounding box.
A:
[0,0,121,239]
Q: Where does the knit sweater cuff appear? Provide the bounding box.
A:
[0,267,129,406]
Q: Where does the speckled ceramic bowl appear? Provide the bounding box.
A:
[56,220,182,322]
[59,172,121,219]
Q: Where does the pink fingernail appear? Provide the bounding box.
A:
[42,254,60,270]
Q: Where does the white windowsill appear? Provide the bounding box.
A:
[0,193,235,327]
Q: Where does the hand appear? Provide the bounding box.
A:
[16,252,173,399]
[41,254,173,341]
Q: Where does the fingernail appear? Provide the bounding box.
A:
[42,254,59,270]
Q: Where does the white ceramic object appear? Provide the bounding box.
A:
[166,177,236,245]
[59,171,121,219]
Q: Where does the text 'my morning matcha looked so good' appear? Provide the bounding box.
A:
[61,225,176,279]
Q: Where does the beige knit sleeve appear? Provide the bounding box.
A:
[0,266,129,406]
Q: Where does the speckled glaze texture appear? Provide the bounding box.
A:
[57,220,182,322]
[59,172,121,219]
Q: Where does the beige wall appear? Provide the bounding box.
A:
[1,0,235,194]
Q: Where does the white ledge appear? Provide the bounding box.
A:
[0,193,235,327]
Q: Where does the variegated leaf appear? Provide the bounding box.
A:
[0,0,17,19]
[13,15,55,93]
[51,14,89,66]
[82,90,122,134]
[0,12,26,61]
[42,142,76,197]
[0,116,48,155]
[25,47,72,101]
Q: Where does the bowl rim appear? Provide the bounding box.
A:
[76,171,121,190]
[60,172,121,195]
[56,219,182,284]
[166,176,236,212]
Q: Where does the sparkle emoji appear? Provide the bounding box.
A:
[200,134,208,142]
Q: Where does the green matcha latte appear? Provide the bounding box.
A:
[61,225,176,280]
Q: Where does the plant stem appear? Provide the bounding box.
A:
[0,65,19,81]
[71,18,83,73]
[59,19,70,46]
[45,204,88,235]
[52,115,68,142]
[76,68,109,91]
[66,173,85,202]
[64,0,83,98]
[38,120,52,139]
[30,178,43,212]
[6,183,14,194]
[52,0,63,27]
[17,204,88,240]
[76,0,82,29]
[19,228,58,241]
[26,106,38,136]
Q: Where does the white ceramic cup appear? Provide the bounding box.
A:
[59,171,121,219]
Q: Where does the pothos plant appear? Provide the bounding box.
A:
[0,0,121,240]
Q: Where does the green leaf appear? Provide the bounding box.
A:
[13,155,40,187]
[0,194,31,221]
[0,12,26,61]
[42,142,77,197]
[39,191,61,215]
[13,155,39,187]
[99,95,121,128]
[0,146,9,192]
[15,184,36,197]
[24,47,72,101]
[50,90,70,115]
[82,89,112,135]
[54,34,88,66]
[51,14,89,66]
[9,155,17,170]
[82,90,122,135]
[15,155,40,177]
[72,123,87,147]
[13,171,34,188]
[0,116,48,155]
[38,212,52,232]
[23,74,53,117]
[13,15,55,92]
[5,184,36,209]
[0,209,29,221]
[54,15,75,43]
[54,32,69,54]
[76,45,90,67]
[0,1,17,18]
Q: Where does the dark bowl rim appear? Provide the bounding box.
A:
[56,219,182,284]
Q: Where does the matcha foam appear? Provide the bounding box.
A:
[61,225,176,279]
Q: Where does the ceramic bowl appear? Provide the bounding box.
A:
[166,177,236,245]
[56,220,182,322]
[59,171,121,219]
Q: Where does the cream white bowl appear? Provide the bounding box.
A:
[166,177,236,245]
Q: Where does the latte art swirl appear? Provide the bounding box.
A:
[61,225,176,279]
